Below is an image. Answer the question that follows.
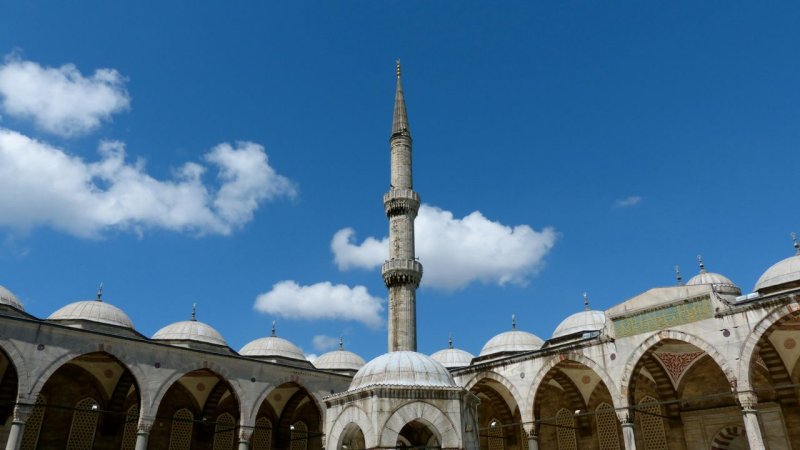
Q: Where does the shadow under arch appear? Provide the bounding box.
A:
[378,401,459,448]
[618,329,737,408]
[464,371,528,425]
[253,380,323,450]
[146,360,243,419]
[737,302,800,392]
[23,351,142,449]
[0,340,30,400]
[249,376,326,430]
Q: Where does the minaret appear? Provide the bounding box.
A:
[381,61,423,352]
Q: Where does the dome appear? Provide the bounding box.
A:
[152,320,227,346]
[314,349,366,371]
[349,351,456,390]
[480,330,544,356]
[240,322,305,360]
[48,300,134,329]
[430,348,474,369]
[552,310,606,339]
[0,285,24,311]
[685,257,740,295]
[755,254,800,293]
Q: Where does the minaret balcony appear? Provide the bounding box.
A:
[381,259,423,288]
[383,188,420,216]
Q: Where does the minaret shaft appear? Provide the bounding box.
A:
[382,63,422,352]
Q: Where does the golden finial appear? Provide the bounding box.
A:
[675,265,683,286]
[396,59,401,78]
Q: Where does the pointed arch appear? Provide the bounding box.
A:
[147,362,243,420]
[378,401,459,448]
[249,378,326,432]
[465,371,528,424]
[328,405,376,450]
[737,302,800,392]
[619,330,736,408]
[0,339,30,399]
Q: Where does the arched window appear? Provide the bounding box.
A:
[251,417,273,450]
[637,396,667,450]
[66,397,99,450]
[213,412,236,450]
[595,403,620,450]
[555,408,577,450]
[487,418,504,450]
[20,394,46,450]
[121,404,139,450]
[169,408,194,450]
[291,421,308,450]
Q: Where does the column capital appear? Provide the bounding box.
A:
[616,408,634,425]
[238,427,253,442]
[137,417,155,433]
[12,403,34,423]
[737,391,759,412]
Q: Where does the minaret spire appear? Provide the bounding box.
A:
[382,61,423,352]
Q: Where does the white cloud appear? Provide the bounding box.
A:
[305,353,319,363]
[0,128,295,237]
[0,55,130,137]
[613,196,642,209]
[332,205,557,291]
[254,281,384,328]
[312,334,339,352]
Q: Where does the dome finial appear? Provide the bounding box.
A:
[697,255,706,273]
[511,313,516,330]
[271,320,276,337]
[339,335,344,350]
[448,333,453,349]
[191,303,197,321]
[675,265,684,286]
[583,292,590,311]
[396,59,401,78]
[96,282,103,302]
[792,232,799,255]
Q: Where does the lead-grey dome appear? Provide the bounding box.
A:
[349,351,456,390]
[152,320,227,346]
[430,348,474,369]
[240,336,306,360]
[480,330,544,356]
[0,285,24,311]
[686,257,740,295]
[48,300,134,329]
[552,310,606,339]
[755,254,800,293]
[314,348,366,371]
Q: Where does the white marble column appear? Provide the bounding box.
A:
[237,428,252,450]
[4,403,32,450]
[134,418,153,450]
[617,410,636,450]
[738,392,766,450]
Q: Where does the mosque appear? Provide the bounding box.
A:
[1,64,799,450]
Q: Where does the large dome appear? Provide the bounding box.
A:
[0,285,24,311]
[755,254,800,293]
[553,310,606,339]
[349,351,456,390]
[480,330,544,356]
[153,320,227,346]
[48,300,134,329]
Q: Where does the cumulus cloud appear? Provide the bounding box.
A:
[254,281,384,328]
[0,55,130,137]
[312,334,339,352]
[305,353,318,363]
[332,205,556,291]
[613,196,642,209]
[0,129,295,237]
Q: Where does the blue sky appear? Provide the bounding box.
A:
[1,2,798,361]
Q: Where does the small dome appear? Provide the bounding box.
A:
[153,320,227,346]
[314,349,366,371]
[430,348,474,369]
[685,256,740,295]
[0,285,24,311]
[350,351,456,390]
[552,310,606,339]
[48,300,134,329]
[755,255,800,293]
[480,330,544,356]
[240,336,306,360]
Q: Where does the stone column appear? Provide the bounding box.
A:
[738,392,766,449]
[617,410,636,450]
[134,418,153,450]
[237,428,252,450]
[5,403,32,450]
[526,427,539,450]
